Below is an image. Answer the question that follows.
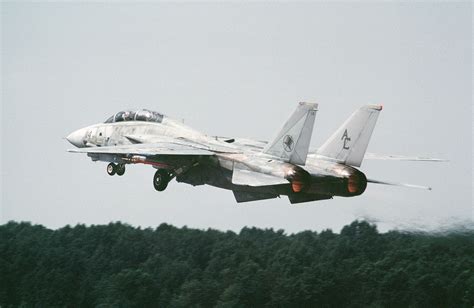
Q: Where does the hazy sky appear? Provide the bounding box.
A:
[1,2,472,233]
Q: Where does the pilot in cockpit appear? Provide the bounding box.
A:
[104,109,164,124]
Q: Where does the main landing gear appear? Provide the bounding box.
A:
[153,169,171,191]
[107,163,126,176]
[106,163,171,191]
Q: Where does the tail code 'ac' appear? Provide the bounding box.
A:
[317,105,382,167]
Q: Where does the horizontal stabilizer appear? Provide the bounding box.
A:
[364,153,448,162]
[367,178,432,190]
[288,193,332,204]
[233,191,279,203]
[232,163,288,187]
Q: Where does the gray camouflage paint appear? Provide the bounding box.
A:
[66,106,389,204]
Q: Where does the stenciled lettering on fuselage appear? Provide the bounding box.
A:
[283,135,294,152]
[341,129,351,150]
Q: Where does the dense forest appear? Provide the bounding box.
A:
[1,220,473,307]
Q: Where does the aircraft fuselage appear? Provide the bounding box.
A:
[67,113,366,203]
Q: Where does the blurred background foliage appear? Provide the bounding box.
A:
[1,220,473,307]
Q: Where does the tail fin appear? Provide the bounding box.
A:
[317,105,382,167]
[263,102,318,165]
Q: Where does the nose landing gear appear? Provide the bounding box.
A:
[153,169,171,191]
[107,163,126,176]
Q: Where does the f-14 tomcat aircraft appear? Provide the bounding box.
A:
[66,104,444,203]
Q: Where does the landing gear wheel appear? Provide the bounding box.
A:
[116,164,126,176]
[107,163,117,176]
[153,169,170,191]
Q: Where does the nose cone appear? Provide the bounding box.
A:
[66,128,86,147]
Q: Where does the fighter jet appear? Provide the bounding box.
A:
[66,104,445,203]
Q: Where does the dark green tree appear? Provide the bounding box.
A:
[1,220,473,307]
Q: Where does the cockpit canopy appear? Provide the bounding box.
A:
[104,109,164,124]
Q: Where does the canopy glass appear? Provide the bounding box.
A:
[104,109,164,124]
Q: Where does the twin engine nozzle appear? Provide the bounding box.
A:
[240,157,367,197]
[286,163,367,197]
[283,165,312,193]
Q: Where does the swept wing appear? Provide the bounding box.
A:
[68,134,242,157]
[364,153,448,162]
[68,142,215,156]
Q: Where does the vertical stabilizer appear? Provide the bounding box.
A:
[263,102,318,165]
[317,105,382,167]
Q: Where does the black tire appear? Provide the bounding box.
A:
[107,163,116,176]
[116,164,126,176]
[153,169,170,191]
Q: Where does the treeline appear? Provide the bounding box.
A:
[1,220,473,307]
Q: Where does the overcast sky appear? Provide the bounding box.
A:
[1,2,472,233]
